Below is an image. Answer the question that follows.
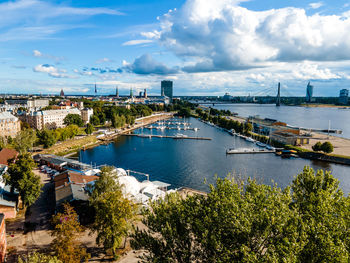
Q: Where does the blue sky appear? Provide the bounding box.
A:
[1,0,350,96]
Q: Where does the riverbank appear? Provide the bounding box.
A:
[299,103,350,108]
[38,112,174,157]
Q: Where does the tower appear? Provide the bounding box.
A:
[60,89,64,97]
[144,88,147,98]
[116,86,119,98]
[94,83,97,94]
[130,87,133,98]
[306,82,313,103]
[161,80,173,98]
[276,82,281,107]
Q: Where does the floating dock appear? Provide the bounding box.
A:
[123,134,211,140]
[226,148,275,154]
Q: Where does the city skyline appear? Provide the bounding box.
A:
[1,0,350,96]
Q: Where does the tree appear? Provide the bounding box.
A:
[18,252,62,263]
[6,153,42,207]
[89,166,138,259]
[63,114,83,127]
[37,129,57,148]
[131,167,350,262]
[312,141,322,151]
[13,128,37,154]
[90,114,100,126]
[51,203,89,263]
[321,141,334,153]
[291,167,350,262]
[85,123,94,135]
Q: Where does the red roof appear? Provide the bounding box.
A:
[0,149,18,166]
[54,171,98,188]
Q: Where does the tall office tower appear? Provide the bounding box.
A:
[161,80,173,98]
[116,86,119,98]
[130,87,133,98]
[144,89,147,98]
[339,89,349,105]
[60,89,65,97]
[306,82,314,103]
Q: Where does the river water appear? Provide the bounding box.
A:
[78,117,350,194]
[207,104,350,138]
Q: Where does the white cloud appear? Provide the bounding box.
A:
[122,39,154,46]
[96,58,113,63]
[148,0,350,73]
[33,50,42,57]
[33,64,76,78]
[309,2,323,9]
[124,54,178,75]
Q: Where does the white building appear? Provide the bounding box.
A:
[25,108,81,129]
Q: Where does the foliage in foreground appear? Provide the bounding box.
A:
[89,166,138,259]
[131,166,350,262]
[5,153,42,207]
[51,203,90,263]
[18,252,62,263]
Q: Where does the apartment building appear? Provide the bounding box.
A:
[0,112,21,138]
[25,108,81,130]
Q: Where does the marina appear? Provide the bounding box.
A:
[78,117,350,194]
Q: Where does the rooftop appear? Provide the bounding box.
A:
[0,149,18,166]
[0,112,18,122]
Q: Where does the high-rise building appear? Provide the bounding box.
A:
[116,86,119,98]
[339,89,349,105]
[161,80,173,98]
[276,82,281,107]
[306,82,314,103]
[130,87,133,98]
[60,89,64,97]
[144,89,147,98]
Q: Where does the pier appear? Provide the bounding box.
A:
[123,134,211,140]
[145,127,199,131]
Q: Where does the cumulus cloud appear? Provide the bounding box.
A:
[145,0,350,73]
[33,64,75,78]
[124,54,179,75]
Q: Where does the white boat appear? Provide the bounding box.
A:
[245,137,255,143]
[174,133,188,138]
[266,145,275,150]
[194,127,199,131]
[256,142,267,147]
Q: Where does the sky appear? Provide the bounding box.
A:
[1,0,350,96]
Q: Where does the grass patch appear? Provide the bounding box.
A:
[284,145,313,153]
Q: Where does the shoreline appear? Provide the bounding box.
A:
[64,112,174,157]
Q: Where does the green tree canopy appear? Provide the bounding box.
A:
[132,166,350,262]
[5,153,42,207]
[37,129,57,149]
[13,128,37,154]
[89,166,138,259]
[51,203,89,263]
[321,141,334,153]
[63,114,83,127]
[312,141,322,151]
[85,123,94,135]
